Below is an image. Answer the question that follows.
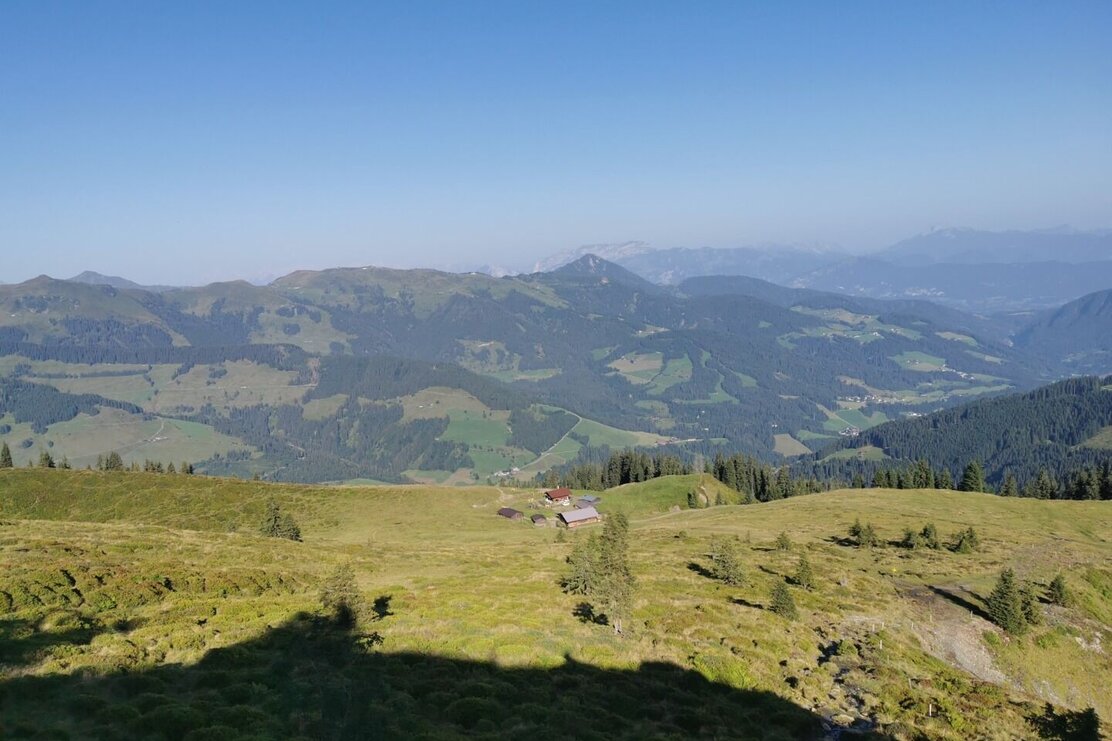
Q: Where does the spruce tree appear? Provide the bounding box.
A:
[1001,473,1018,497]
[709,535,745,586]
[319,564,364,628]
[774,531,792,551]
[937,469,954,490]
[38,451,55,468]
[1020,581,1042,626]
[769,580,798,620]
[1048,573,1072,606]
[960,460,985,492]
[901,527,923,550]
[921,523,941,550]
[595,513,635,634]
[794,554,814,590]
[987,568,1026,634]
[953,526,980,553]
[0,442,12,468]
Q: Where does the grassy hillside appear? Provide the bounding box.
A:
[1,469,1109,739]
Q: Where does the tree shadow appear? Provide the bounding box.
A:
[731,596,765,610]
[0,615,105,669]
[0,610,898,740]
[927,585,992,622]
[686,561,716,580]
[371,595,393,621]
[572,601,608,625]
[1027,703,1102,740]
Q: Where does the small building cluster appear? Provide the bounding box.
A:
[495,488,603,528]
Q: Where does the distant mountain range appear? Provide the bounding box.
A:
[68,270,179,293]
[531,227,1112,312]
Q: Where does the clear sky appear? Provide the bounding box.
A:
[2,1,1110,285]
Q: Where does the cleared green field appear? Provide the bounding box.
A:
[890,351,947,372]
[0,470,1109,739]
[772,433,811,457]
[820,445,890,462]
[1082,425,1112,450]
[0,407,247,469]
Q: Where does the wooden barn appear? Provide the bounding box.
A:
[531,514,547,526]
[497,507,524,520]
[558,506,601,529]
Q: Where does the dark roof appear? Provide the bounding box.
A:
[559,506,600,524]
[497,507,523,519]
[545,488,573,499]
[580,495,601,503]
[531,514,547,523]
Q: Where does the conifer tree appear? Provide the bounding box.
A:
[901,527,923,550]
[794,554,814,590]
[960,460,985,492]
[1048,573,1072,606]
[1020,581,1042,626]
[938,469,954,490]
[920,523,941,550]
[1001,472,1019,497]
[953,526,980,553]
[774,531,792,551]
[708,535,745,586]
[987,568,1026,634]
[0,441,12,468]
[319,563,364,628]
[38,451,55,468]
[769,580,798,620]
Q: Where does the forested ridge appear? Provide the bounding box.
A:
[813,376,1112,486]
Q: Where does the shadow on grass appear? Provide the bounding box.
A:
[0,611,897,740]
[572,601,607,625]
[927,585,992,622]
[686,561,716,579]
[731,596,765,610]
[0,615,104,669]
[1027,703,1102,741]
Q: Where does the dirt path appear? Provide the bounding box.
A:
[896,583,1008,685]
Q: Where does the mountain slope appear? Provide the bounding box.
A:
[876,227,1112,266]
[813,376,1112,486]
[1015,289,1112,374]
[2,469,1110,739]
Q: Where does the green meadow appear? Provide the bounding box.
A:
[0,469,1109,739]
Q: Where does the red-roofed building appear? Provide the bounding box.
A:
[545,487,573,504]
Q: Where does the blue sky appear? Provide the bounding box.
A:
[2,1,1110,284]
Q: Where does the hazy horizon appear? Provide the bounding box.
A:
[3,2,1110,285]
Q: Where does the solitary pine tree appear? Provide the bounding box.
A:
[1048,573,1072,606]
[774,531,792,551]
[987,568,1027,634]
[960,460,986,492]
[769,580,798,620]
[794,554,815,590]
[0,442,12,468]
[595,513,635,634]
[319,563,364,628]
[953,526,980,553]
[920,523,941,550]
[709,535,745,586]
[564,533,601,596]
